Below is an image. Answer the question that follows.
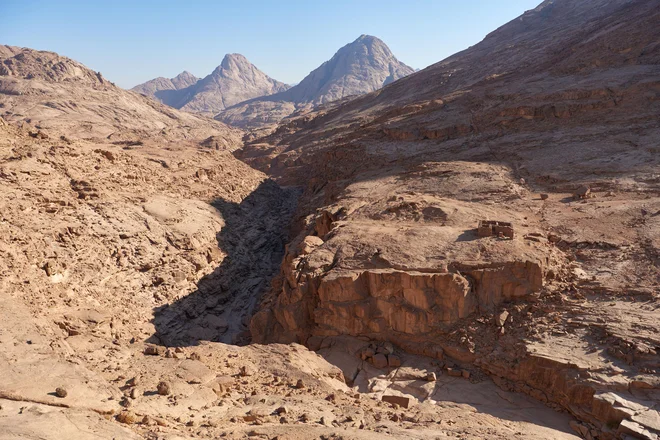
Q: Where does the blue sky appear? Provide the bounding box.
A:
[0,1,542,88]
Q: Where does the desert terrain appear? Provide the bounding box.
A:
[0,0,658,439]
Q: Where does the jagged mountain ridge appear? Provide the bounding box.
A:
[215,35,414,129]
[131,53,290,115]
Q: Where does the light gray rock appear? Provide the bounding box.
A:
[131,71,199,108]
[216,35,414,129]
[132,54,289,114]
[283,35,414,106]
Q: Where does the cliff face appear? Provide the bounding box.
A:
[251,160,557,349]
[258,256,543,342]
[246,1,660,438]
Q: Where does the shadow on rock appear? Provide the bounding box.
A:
[148,179,298,347]
[456,229,480,242]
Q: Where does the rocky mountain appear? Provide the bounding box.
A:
[131,71,199,107]
[131,54,290,115]
[0,43,576,440]
[241,0,660,438]
[216,35,414,129]
[286,34,414,105]
[0,45,242,146]
[179,53,290,114]
[2,0,660,439]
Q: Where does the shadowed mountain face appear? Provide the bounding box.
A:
[131,54,290,115]
[215,35,414,129]
[131,71,199,108]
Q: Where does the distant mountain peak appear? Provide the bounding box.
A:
[215,35,414,129]
[221,53,249,66]
[351,34,389,49]
[281,34,413,105]
[171,71,199,89]
[132,54,289,114]
[355,34,381,43]
[134,36,412,124]
[214,53,256,77]
[174,70,196,79]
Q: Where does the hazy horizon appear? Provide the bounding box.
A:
[1,0,542,89]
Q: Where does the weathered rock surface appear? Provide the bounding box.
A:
[2,1,659,439]
[252,162,559,357]
[0,40,585,439]
[246,0,660,438]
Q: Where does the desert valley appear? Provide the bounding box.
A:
[0,0,658,439]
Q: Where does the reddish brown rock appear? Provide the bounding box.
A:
[382,395,411,409]
[447,368,462,378]
[157,381,171,396]
[371,353,388,369]
[387,354,402,368]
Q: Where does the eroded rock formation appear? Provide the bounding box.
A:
[245,1,660,438]
[1,1,659,439]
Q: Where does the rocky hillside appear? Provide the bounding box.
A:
[243,0,660,438]
[2,1,659,438]
[216,35,414,129]
[286,35,414,105]
[131,71,199,108]
[0,45,242,146]
[131,54,290,115]
[0,43,579,440]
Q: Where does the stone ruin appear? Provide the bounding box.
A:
[477,220,514,239]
